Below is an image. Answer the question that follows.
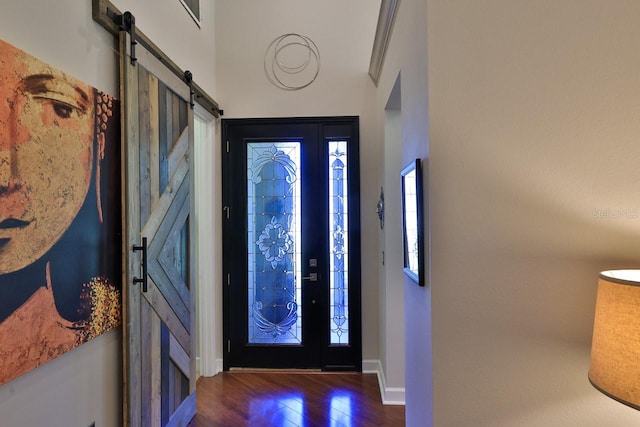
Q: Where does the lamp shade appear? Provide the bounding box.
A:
[589,270,640,410]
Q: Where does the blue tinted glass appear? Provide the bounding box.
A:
[329,141,349,345]
[247,142,302,344]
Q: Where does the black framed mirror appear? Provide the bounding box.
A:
[400,158,425,286]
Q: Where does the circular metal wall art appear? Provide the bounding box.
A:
[264,33,320,91]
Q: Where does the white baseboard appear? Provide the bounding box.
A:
[362,359,405,405]
[198,357,224,378]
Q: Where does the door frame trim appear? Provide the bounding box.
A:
[193,104,222,378]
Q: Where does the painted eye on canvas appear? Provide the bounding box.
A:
[52,102,73,119]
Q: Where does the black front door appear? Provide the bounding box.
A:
[222,117,361,371]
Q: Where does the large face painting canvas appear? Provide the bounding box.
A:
[0,39,121,385]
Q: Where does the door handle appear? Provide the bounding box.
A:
[133,237,148,292]
[302,273,318,282]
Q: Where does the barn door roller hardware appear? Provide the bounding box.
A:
[93,0,223,117]
[184,70,195,109]
[108,9,137,65]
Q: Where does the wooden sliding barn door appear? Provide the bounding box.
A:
[120,31,196,427]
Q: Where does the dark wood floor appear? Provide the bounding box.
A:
[189,371,405,426]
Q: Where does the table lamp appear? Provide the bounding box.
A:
[589,269,640,410]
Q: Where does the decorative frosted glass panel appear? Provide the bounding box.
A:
[329,141,349,345]
[247,142,302,344]
[403,169,419,273]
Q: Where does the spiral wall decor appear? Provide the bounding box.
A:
[264,33,320,91]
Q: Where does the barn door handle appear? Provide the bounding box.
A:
[133,237,148,292]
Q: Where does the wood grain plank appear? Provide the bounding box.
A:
[180,372,189,407]
[158,81,169,196]
[140,298,152,426]
[167,392,196,427]
[137,66,151,224]
[173,362,181,414]
[161,322,170,426]
[186,106,196,395]
[171,92,180,151]
[135,44,190,100]
[155,183,192,311]
[142,278,191,357]
[147,160,189,259]
[148,73,160,210]
[147,259,190,342]
[168,363,175,418]
[169,333,190,378]
[179,96,187,140]
[144,167,191,330]
[150,306,162,427]
[167,127,188,182]
[121,30,142,427]
[162,86,173,192]
[141,158,189,240]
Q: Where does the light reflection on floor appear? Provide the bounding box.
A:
[249,393,305,426]
[329,392,353,427]
[247,389,355,426]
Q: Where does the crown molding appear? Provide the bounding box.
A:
[368,0,400,86]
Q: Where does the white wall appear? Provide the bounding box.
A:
[0,0,218,425]
[374,0,432,424]
[428,1,640,426]
[214,0,382,361]
[379,76,406,402]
